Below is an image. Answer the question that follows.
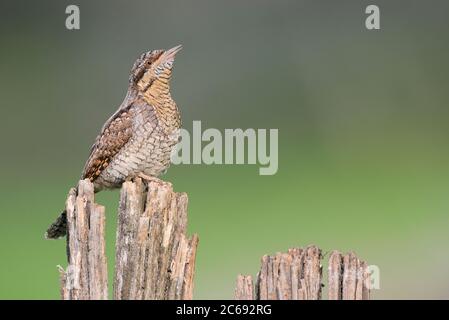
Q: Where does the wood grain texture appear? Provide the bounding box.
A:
[327,251,371,300]
[255,246,322,300]
[235,275,254,300]
[237,246,371,300]
[59,179,108,300]
[114,178,199,300]
[327,250,343,300]
[58,178,197,300]
[342,252,370,300]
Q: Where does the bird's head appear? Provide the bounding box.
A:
[129,45,182,91]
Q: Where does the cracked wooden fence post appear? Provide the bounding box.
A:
[256,246,322,300]
[235,275,254,300]
[328,251,370,300]
[54,177,198,300]
[235,245,370,300]
[59,179,108,300]
[114,178,199,300]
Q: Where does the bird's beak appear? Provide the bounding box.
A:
[163,45,183,62]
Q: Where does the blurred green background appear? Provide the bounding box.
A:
[1,0,449,299]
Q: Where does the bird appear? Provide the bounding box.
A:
[46,45,183,239]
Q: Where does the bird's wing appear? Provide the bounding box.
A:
[81,103,136,181]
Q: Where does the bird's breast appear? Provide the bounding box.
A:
[93,101,180,190]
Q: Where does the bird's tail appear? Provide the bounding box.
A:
[45,210,67,239]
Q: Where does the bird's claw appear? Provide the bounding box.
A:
[138,173,163,184]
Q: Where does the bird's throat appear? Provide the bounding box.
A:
[139,79,181,131]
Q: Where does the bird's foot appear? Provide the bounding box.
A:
[137,173,164,184]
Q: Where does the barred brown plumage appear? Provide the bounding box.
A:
[45,45,183,239]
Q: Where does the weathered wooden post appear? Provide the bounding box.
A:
[328,250,370,300]
[55,178,199,300]
[114,178,199,299]
[58,180,108,300]
[235,246,371,300]
[53,180,371,300]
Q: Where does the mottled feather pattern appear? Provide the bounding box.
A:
[82,105,134,182]
[82,96,179,191]
[46,46,183,238]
